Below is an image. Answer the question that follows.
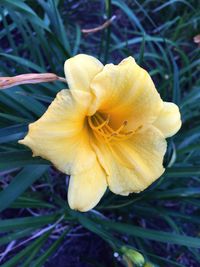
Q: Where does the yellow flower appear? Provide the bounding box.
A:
[19,54,181,212]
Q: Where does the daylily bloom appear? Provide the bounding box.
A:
[19,54,181,212]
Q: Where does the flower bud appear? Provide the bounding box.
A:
[121,246,145,267]
[144,263,155,267]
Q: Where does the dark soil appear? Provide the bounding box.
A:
[45,231,121,267]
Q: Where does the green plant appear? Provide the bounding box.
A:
[0,0,200,266]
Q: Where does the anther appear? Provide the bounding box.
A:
[88,113,134,142]
[111,120,128,135]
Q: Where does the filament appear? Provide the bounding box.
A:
[88,112,135,142]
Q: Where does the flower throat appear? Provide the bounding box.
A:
[88,112,134,142]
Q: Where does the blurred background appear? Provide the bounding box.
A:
[0,0,200,266]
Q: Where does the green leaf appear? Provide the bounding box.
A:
[0,124,27,144]
[0,228,34,246]
[11,195,54,209]
[32,228,70,267]
[1,230,52,267]
[0,151,49,172]
[1,0,49,31]
[165,167,200,177]
[0,214,59,232]
[112,0,144,32]
[0,165,49,212]
[0,53,46,72]
[95,218,200,248]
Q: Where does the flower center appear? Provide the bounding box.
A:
[88,112,134,143]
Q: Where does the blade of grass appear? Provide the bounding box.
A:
[0,165,49,212]
[32,228,70,267]
[94,217,200,248]
[0,214,60,232]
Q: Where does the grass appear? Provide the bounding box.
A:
[0,0,200,266]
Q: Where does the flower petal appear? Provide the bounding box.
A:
[19,89,97,175]
[68,160,107,211]
[89,57,163,131]
[153,102,181,138]
[92,126,167,195]
[64,54,103,92]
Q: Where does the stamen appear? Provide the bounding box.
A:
[111,121,128,136]
[93,114,114,136]
[88,113,135,143]
[88,115,110,130]
[107,131,135,141]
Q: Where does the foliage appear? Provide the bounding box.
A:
[0,0,200,266]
